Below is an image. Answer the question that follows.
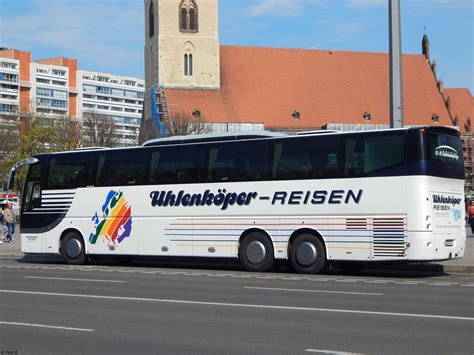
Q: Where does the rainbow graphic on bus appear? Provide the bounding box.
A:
[89,190,132,247]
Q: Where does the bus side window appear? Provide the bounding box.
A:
[208,141,269,182]
[150,145,206,185]
[207,148,225,182]
[345,138,365,177]
[96,151,147,187]
[344,133,406,177]
[149,151,160,184]
[273,142,312,180]
[22,163,42,212]
[47,154,95,190]
[31,183,41,208]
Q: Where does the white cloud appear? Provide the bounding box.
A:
[1,0,144,73]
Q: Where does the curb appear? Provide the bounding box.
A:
[0,252,473,274]
[369,263,474,274]
[0,252,24,258]
[440,265,474,274]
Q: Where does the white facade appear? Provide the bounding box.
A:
[30,62,70,116]
[77,70,145,146]
[0,57,20,115]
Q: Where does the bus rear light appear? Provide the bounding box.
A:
[426,215,431,222]
[426,223,431,230]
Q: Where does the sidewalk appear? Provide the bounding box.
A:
[0,227,21,256]
[1,226,473,274]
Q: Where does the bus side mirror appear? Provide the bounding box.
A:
[7,157,39,192]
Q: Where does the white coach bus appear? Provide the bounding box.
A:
[9,126,466,273]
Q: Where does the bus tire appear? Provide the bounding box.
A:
[289,234,326,274]
[239,232,274,272]
[61,232,87,265]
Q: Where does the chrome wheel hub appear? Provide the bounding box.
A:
[65,239,82,259]
[246,241,266,265]
[296,242,317,266]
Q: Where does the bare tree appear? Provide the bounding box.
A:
[164,111,211,136]
[54,115,82,151]
[138,114,159,144]
[0,113,19,156]
[82,111,119,147]
[0,113,20,189]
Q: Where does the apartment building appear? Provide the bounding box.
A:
[0,56,20,115]
[0,48,143,146]
[31,61,73,117]
[0,49,32,117]
[78,71,144,146]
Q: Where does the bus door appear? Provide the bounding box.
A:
[12,157,45,252]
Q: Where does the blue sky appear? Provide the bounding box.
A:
[0,0,472,91]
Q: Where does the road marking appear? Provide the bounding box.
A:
[1,289,472,322]
[305,349,363,354]
[364,280,388,284]
[244,286,382,296]
[25,276,126,283]
[1,264,472,287]
[0,321,94,332]
[335,279,359,283]
[461,284,474,287]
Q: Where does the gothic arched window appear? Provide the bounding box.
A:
[180,8,188,31]
[184,54,188,76]
[189,8,196,31]
[179,1,198,33]
[184,53,193,76]
[149,1,154,37]
[188,54,193,76]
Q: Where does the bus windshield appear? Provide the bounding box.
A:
[424,131,464,179]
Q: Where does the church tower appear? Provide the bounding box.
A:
[144,0,220,123]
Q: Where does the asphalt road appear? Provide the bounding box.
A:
[0,258,473,355]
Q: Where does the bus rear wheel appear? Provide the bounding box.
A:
[289,234,326,274]
[61,232,87,265]
[239,232,274,272]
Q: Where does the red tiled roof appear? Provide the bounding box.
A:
[444,88,473,133]
[165,45,453,129]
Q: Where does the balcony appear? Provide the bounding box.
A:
[20,80,31,88]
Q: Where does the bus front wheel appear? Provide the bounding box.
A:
[289,234,326,274]
[61,232,87,265]
[239,232,274,272]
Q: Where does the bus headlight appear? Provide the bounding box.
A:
[426,223,431,230]
[426,215,431,222]
[427,242,433,248]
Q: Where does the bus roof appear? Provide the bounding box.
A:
[142,130,286,147]
[33,126,460,157]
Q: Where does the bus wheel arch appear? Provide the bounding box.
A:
[238,229,275,272]
[60,229,88,265]
[288,229,327,274]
